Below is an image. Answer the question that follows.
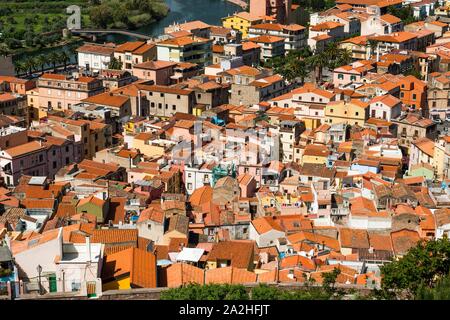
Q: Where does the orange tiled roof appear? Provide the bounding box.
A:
[166,263,204,287]
[102,247,157,288]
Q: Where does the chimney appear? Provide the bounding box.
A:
[86,236,92,263]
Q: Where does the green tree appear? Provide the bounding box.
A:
[90,4,113,29]
[108,57,123,70]
[306,52,328,83]
[324,42,352,70]
[416,273,450,300]
[24,57,38,76]
[35,55,48,74]
[58,51,71,71]
[48,51,60,72]
[404,66,423,80]
[0,44,9,57]
[380,237,450,299]
[14,61,27,76]
[250,284,281,300]
[387,5,417,25]
[322,268,342,297]
[160,283,249,300]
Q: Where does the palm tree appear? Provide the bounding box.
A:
[337,48,352,67]
[368,39,378,60]
[307,52,328,84]
[35,55,48,74]
[58,51,70,71]
[324,42,344,70]
[24,57,37,77]
[14,61,27,77]
[295,60,310,85]
[48,51,60,72]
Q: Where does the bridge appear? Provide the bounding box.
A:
[70,29,153,40]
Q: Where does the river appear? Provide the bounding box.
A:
[105,0,242,42]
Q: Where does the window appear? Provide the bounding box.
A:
[350,75,356,81]
[65,157,70,165]
[400,92,404,98]
[188,173,192,178]
[52,150,56,156]
[158,103,162,109]
[151,102,155,108]
[53,161,57,169]
[412,94,416,100]
[172,105,176,110]
[147,223,152,230]
[177,95,180,99]
[355,112,359,116]
[71,282,81,292]
[197,93,201,99]
[39,155,43,162]
[160,93,164,97]
[338,74,344,80]
[330,108,333,113]
[187,183,192,190]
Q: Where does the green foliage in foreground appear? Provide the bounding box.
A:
[380,237,450,300]
[162,239,450,300]
[161,269,343,300]
[416,273,450,300]
[161,283,249,300]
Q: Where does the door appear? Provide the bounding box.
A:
[48,274,57,293]
[87,281,97,298]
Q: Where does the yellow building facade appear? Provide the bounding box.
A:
[324,100,369,126]
[222,12,263,38]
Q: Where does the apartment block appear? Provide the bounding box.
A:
[37,73,104,112]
